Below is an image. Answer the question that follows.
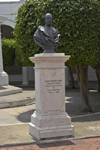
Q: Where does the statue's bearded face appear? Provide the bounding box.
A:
[45,14,52,26]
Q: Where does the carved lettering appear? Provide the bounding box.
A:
[45,80,62,94]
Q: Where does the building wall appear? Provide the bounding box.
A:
[73,66,97,81]
[0,0,25,28]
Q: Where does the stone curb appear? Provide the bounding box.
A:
[0,135,100,148]
[36,135,100,144]
[0,97,35,109]
[0,141,36,148]
[0,85,22,97]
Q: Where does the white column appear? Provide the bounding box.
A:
[0,16,8,86]
[0,25,3,73]
[22,66,28,85]
[29,53,74,140]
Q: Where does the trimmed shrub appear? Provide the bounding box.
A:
[14,0,43,66]
[14,0,100,112]
[14,0,100,66]
[2,38,16,68]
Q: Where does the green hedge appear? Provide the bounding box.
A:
[2,38,16,68]
[14,0,100,67]
[14,0,43,66]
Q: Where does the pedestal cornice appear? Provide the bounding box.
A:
[29,53,70,64]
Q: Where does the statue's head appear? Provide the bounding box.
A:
[44,13,53,26]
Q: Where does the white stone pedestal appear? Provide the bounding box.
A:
[0,16,8,86]
[0,71,8,86]
[29,53,74,140]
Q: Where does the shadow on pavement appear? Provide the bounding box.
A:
[16,82,100,123]
[17,109,35,122]
[65,86,100,117]
[72,113,100,122]
[37,141,75,148]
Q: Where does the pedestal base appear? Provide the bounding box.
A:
[29,123,74,140]
[0,71,8,86]
[29,111,74,140]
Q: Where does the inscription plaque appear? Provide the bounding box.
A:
[45,80,62,94]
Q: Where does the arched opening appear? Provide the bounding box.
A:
[1,25,14,39]
[1,25,22,83]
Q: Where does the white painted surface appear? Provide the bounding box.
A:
[0,0,20,2]
[73,66,97,81]
[0,15,7,25]
[0,26,3,73]
[22,67,28,85]
[0,71,8,86]
[0,85,22,96]
[0,20,8,86]
[0,0,25,28]
[29,53,74,140]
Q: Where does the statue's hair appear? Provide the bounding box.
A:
[44,13,53,20]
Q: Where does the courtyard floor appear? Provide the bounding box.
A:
[0,81,100,150]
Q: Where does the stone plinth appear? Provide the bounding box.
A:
[29,53,74,140]
[0,71,8,86]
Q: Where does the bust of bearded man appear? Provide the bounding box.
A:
[34,13,60,53]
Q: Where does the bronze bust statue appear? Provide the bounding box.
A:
[34,13,60,53]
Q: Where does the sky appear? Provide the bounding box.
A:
[0,0,20,1]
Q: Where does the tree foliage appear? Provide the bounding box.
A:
[14,0,44,66]
[14,0,100,111]
[44,0,100,66]
[14,0,100,66]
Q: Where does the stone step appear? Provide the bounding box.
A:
[0,85,22,96]
[0,90,35,109]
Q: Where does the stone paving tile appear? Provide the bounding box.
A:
[14,148,24,150]
[47,147,57,150]
[64,148,72,150]
[38,148,47,150]
[38,143,55,149]
[1,137,100,150]
[88,147,98,150]
[56,145,66,149]
[0,148,7,150]
[72,148,87,150]
[81,144,91,149]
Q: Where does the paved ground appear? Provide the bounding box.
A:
[0,82,100,149]
[0,85,35,109]
[0,137,100,150]
[0,85,22,96]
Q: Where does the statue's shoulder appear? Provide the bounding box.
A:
[52,27,58,36]
[34,26,44,36]
[38,26,45,32]
[52,27,58,35]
